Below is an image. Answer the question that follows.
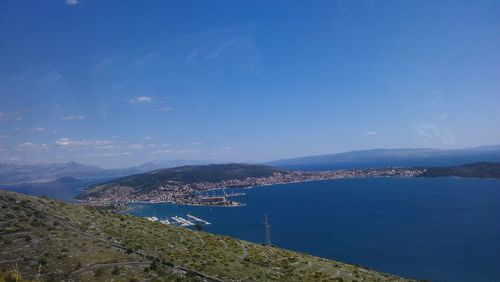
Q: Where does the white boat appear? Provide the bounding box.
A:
[159,219,171,224]
[171,216,189,226]
[187,214,211,225]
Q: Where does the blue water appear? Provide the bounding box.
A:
[0,177,114,202]
[126,177,500,282]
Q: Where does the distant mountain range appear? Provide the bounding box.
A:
[266,145,500,170]
[0,160,214,185]
[0,162,129,185]
[133,159,214,172]
[2,145,499,184]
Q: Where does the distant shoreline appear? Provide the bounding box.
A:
[121,175,500,208]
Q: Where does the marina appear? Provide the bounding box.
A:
[159,219,170,224]
[187,214,211,225]
[145,214,211,227]
[172,216,194,226]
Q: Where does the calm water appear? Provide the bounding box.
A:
[0,177,114,202]
[126,178,500,282]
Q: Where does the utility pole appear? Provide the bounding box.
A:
[264,214,272,246]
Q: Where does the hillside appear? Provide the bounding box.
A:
[420,162,500,178]
[267,146,500,170]
[0,190,413,281]
[113,163,284,188]
[77,163,287,201]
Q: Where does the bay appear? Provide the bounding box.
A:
[126,177,500,282]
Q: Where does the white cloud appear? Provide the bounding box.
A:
[365,131,377,136]
[13,127,47,133]
[153,106,172,112]
[16,142,48,150]
[209,146,233,156]
[55,138,113,148]
[415,124,455,147]
[129,96,152,104]
[55,138,72,146]
[65,0,79,6]
[95,145,116,150]
[125,143,144,150]
[61,115,86,120]
[83,152,119,158]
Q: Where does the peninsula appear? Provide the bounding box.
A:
[76,163,422,206]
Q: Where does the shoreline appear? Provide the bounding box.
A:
[123,176,396,208]
[88,176,418,208]
[128,200,246,208]
[80,174,498,208]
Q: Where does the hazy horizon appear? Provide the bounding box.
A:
[1,143,499,169]
[1,1,499,168]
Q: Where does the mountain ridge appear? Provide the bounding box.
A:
[0,160,220,185]
[266,145,500,170]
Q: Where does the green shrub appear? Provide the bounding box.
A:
[94,267,106,277]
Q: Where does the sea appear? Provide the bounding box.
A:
[3,177,500,281]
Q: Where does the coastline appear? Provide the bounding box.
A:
[75,175,499,209]
[128,200,247,208]
[88,176,418,208]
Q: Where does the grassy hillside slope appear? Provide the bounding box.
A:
[0,191,413,281]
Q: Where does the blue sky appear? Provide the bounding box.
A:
[1,0,499,168]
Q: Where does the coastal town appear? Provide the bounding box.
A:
[80,167,424,207]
